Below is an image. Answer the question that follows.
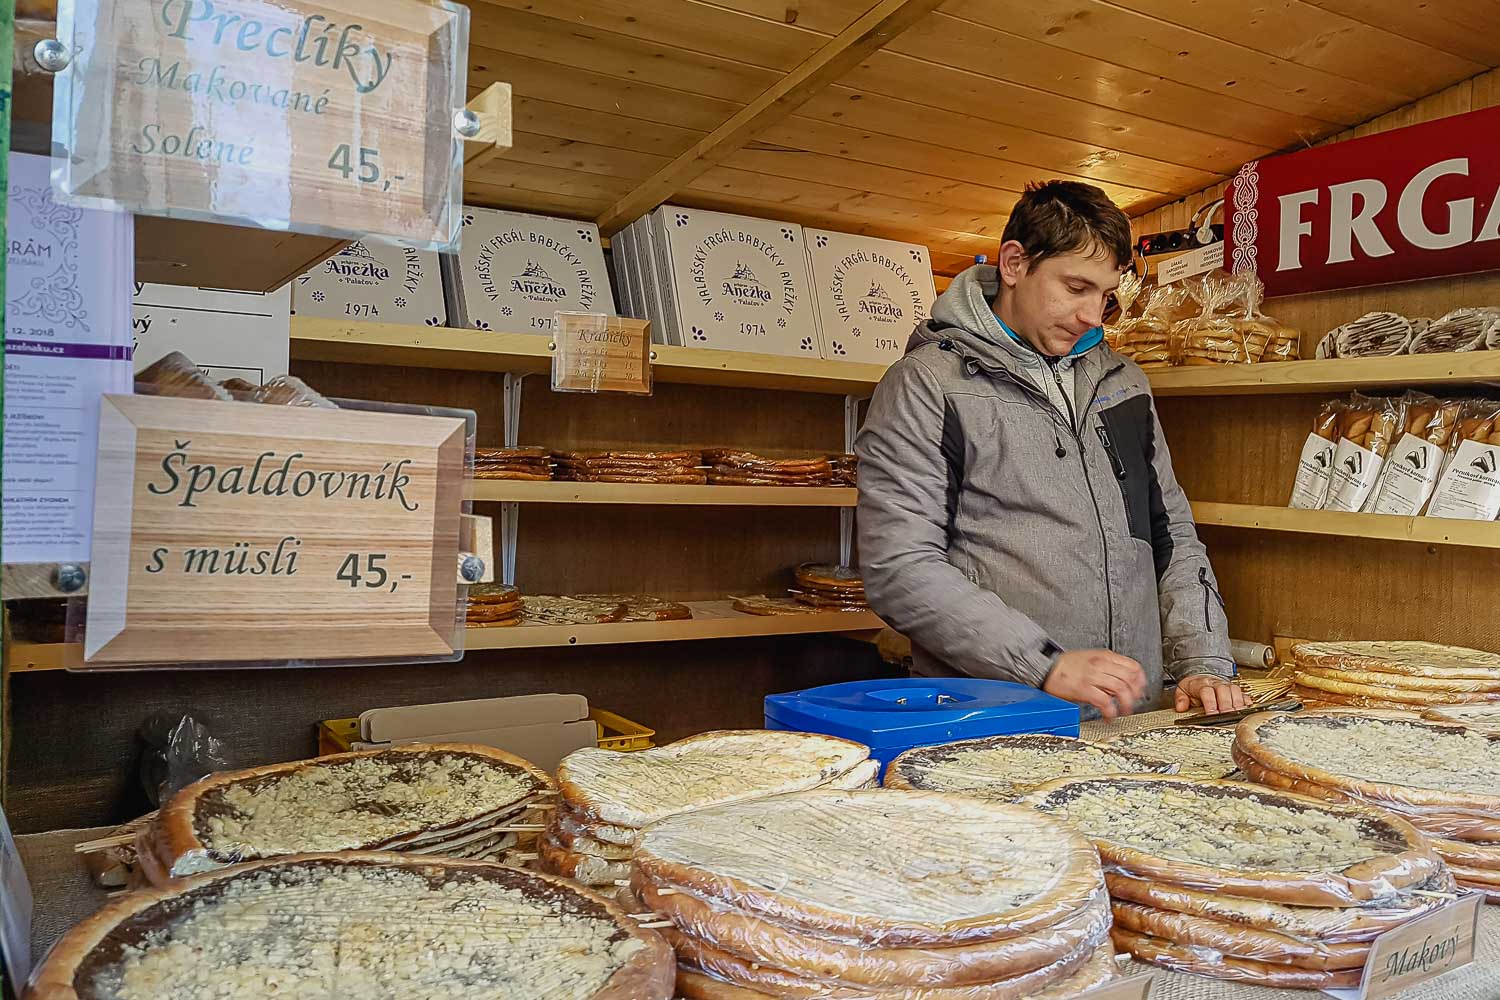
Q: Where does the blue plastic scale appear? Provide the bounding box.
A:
[765,678,1080,774]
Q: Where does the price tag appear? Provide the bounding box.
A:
[52,0,469,249]
[550,313,653,395]
[83,394,469,666]
[1155,241,1224,285]
[1322,891,1482,1000]
[1062,972,1153,1000]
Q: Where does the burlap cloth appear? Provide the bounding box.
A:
[18,752,1500,998]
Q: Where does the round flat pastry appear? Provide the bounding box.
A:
[554,450,700,463]
[467,583,522,604]
[477,446,550,459]
[523,596,630,625]
[795,563,864,588]
[1291,685,1425,713]
[575,595,692,622]
[731,595,818,616]
[556,805,640,847]
[1423,703,1500,734]
[887,735,1177,800]
[1111,927,1361,989]
[634,788,1104,948]
[1107,726,1238,779]
[547,824,636,860]
[1298,665,1500,694]
[1293,672,1500,704]
[474,468,553,480]
[467,603,523,623]
[1431,837,1500,870]
[1102,870,1445,944]
[153,744,553,878]
[1018,775,1442,906]
[1109,901,1369,970]
[539,837,632,886]
[28,853,674,1000]
[1293,640,1500,680]
[1235,711,1500,815]
[792,592,870,610]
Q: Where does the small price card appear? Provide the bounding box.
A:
[550,313,653,396]
[1322,891,1482,1000]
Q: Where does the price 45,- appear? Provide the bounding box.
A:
[327,145,404,193]
[336,552,412,592]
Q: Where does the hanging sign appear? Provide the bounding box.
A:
[84,395,468,666]
[50,0,470,250]
[550,313,653,395]
[1228,105,1500,297]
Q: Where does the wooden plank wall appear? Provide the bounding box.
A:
[1140,66,1500,657]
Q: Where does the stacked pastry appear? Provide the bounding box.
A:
[1424,703,1500,735]
[792,562,869,610]
[1289,640,1500,711]
[730,595,821,616]
[467,582,524,627]
[1112,317,1174,369]
[474,446,553,480]
[138,744,554,884]
[1021,774,1452,989]
[523,595,630,625]
[540,730,876,889]
[624,788,1121,998]
[1409,307,1500,354]
[1104,725,1241,779]
[703,449,834,487]
[1176,319,1270,366]
[30,854,675,1000]
[1234,710,1500,902]
[885,734,1178,800]
[826,452,858,486]
[554,450,705,484]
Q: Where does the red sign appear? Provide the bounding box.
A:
[1227,105,1500,296]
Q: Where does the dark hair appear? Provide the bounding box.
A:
[1000,181,1132,271]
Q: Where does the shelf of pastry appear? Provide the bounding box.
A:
[466,600,884,650]
[288,318,889,395]
[468,480,857,506]
[1190,502,1500,549]
[1150,352,1500,397]
[7,604,885,670]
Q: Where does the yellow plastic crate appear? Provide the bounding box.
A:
[317,708,654,757]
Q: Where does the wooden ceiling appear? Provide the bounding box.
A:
[466,0,1500,276]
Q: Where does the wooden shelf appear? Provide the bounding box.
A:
[1151,353,1500,397]
[6,604,883,670]
[289,318,888,395]
[1190,502,1500,549]
[468,480,857,506]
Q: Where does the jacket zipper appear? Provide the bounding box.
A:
[1199,567,1226,631]
[1096,425,1127,480]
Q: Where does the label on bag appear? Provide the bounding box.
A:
[1369,434,1445,515]
[1324,439,1384,512]
[1426,438,1500,520]
[1322,891,1481,999]
[1289,433,1337,508]
[1062,971,1153,1000]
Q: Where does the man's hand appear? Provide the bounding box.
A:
[1175,674,1249,714]
[1043,650,1147,720]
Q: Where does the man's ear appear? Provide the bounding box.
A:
[996,240,1029,289]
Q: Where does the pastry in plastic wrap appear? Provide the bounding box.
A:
[1109,900,1370,970]
[553,450,705,484]
[884,734,1176,800]
[1293,639,1500,680]
[1018,774,1443,906]
[1287,397,1344,509]
[252,374,337,408]
[145,744,553,881]
[1171,271,1264,366]
[575,594,693,621]
[1331,311,1413,357]
[1426,400,1500,520]
[474,446,554,481]
[27,853,675,1000]
[134,351,232,401]
[1424,702,1500,735]
[730,595,820,616]
[1408,306,1500,354]
[466,583,523,626]
[522,595,630,625]
[1322,392,1400,512]
[1106,725,1239,779]
[792,562,870,609]
[1109,926,1361,989]
[1111,281,1194,369]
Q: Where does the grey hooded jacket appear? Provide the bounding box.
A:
[855,265,1233,712]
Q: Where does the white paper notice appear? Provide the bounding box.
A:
[132,283,290,382]
[0,806,32,990]
[1324,438,1385,512]
[3,152,134,565]
[1289,433,1337,509]
[1370,434,1445,515]
[1426,439,1500,520]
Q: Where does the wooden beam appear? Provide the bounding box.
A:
[593,0,945,234]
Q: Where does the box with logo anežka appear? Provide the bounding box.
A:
[804,229,935,365]
[292,240,447,327]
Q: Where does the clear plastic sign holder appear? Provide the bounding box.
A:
[549,311,653,396]
[46,0,471,250]
[62,388,483,670]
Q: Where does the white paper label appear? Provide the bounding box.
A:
[132,283,290,382]
[1370,434,1445,515]
[1289,433,1336,509]
[1156,241,1224,285]
[1324,439,1385,512]
[1426,439,1500,520]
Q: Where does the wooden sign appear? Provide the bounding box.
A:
[1063,972,1152,1000]
[54,0,469,249]
[1322,891,1482,999]
[84,395,467,666]
[551,314,653,395]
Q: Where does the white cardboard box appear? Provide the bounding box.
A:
[132,283,290,383]
[291,240,446,327]
[654,206,821,358]
[804,229,935,365]
[442,207,613,334]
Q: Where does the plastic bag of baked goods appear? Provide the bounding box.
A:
[1288,398,1344,509]
[1235,271,1300,362]
[1408,307,1499,354]
[1368,392,1462,515]
[1116,282,1192,369]
[1425,400,1500,520]
[1323,393,1401,512]
[1173,271,1261,366]
[1331,312,1413,358]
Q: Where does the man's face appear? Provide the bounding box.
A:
[995,242,1122,357]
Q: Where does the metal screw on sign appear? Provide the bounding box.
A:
[53,563,87,593]
[453,110,483,139]
[458,553,485,583]
[33,38,71,73]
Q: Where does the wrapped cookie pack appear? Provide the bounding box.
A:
[1236,272,1300,363]
[1111,282,1193,369]
[1367,392,1462,516]
[1171,272,1257,366]
[1426,400,1500,521]
[1288,398,1344,509]
[1409,307,1500,354]
[1323,394,1401,513]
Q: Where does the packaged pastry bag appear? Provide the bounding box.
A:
[1425,401,1500,521]
[1288,399,1343,509]
[1367,392,1460,515]
[1323,394,1400,513]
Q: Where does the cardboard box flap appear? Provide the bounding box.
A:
[360,693,590,743]
[359,719,598,773]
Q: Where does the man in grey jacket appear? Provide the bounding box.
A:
[856,181,1246,720]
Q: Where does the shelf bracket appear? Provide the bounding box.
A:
[499,372,529,587]
[840,394,859,569]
